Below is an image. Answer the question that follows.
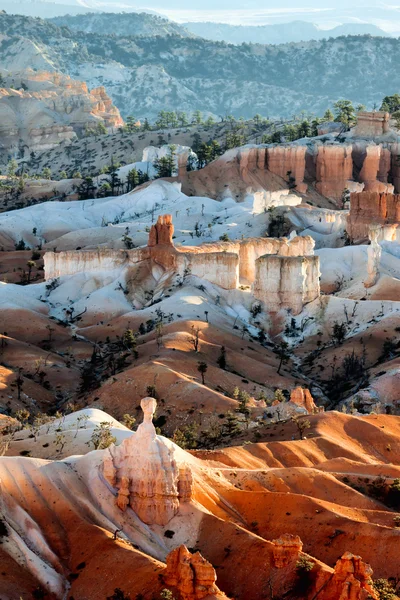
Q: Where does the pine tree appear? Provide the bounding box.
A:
[197,361,208,385]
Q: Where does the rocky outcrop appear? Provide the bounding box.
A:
[272,534,303,568]
[0,69,123,159]
[102,397,193,526]
[164,545,228,600]
[148,214,174,247]
[352,111,390,138]
[348,191,400,242]
[45,215,318,308]
[316,552,378,600]
[181,145,301,205]
[316,146,361,203]
[182,236,315,284]
[253,255,320,314]
[266,146,307,193]
[45,216,314,295]
[290,388,320,413]
[44,247,151,280]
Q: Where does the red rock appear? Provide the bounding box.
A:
[164,545,228,600]
[290,387,320,414]
[357,145,394,193]
[348,191,400,242]
[316,552,378,600]
[315,146,355,202]
[148,214,175,247]
[267,146,307,193]
[272,533,303,568]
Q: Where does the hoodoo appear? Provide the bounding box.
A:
[102,397,193,525]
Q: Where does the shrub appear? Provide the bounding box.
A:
[296,557,315,573]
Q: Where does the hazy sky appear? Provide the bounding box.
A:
[140,1,400,30]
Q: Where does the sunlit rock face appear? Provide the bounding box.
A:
[102,397,193,526]
[0,69,123,158]
[253,254,320,314]
[316,552,378,600]
[272,534,303,568]
[289,387,320,414]
[45,214,319,311]
[352,111,391,138]
[164,544,227,600]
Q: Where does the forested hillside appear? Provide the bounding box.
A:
[0,13,400,118]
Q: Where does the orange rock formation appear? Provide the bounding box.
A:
[164,545,228,600]
[357,145,394,193]
[266,146,307,193]
[148,214,175,246]
[315,146,355,202]
[316,552,378,600]
[290,387,320,413]
[44,216,319,311]
[348,191,400,242]
[0,69,123,158]
[272,533,303,568]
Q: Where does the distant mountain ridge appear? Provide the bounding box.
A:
[50,11,194,37]
[1,12,400,121]
[182,20,389,45]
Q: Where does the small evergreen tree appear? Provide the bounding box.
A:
[197,361,208,385]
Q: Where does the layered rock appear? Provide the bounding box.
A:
[352,111,390,138]
[266,146,307,193]
[164,545,228,600]
[348,191,400,242]
[102,397,193,526]
[182,236,315,284]
[45,216,314,297]
[272,534,303,568]
[315,145,360,202]
[0,69,123,158]
[253,255,320,314]
[316,552,378,600]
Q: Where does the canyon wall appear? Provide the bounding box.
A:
[348,191,400,242]
[266,146,307,193]
[180,134,400,208]
[315,145,358,202]
[253,255,320,314]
